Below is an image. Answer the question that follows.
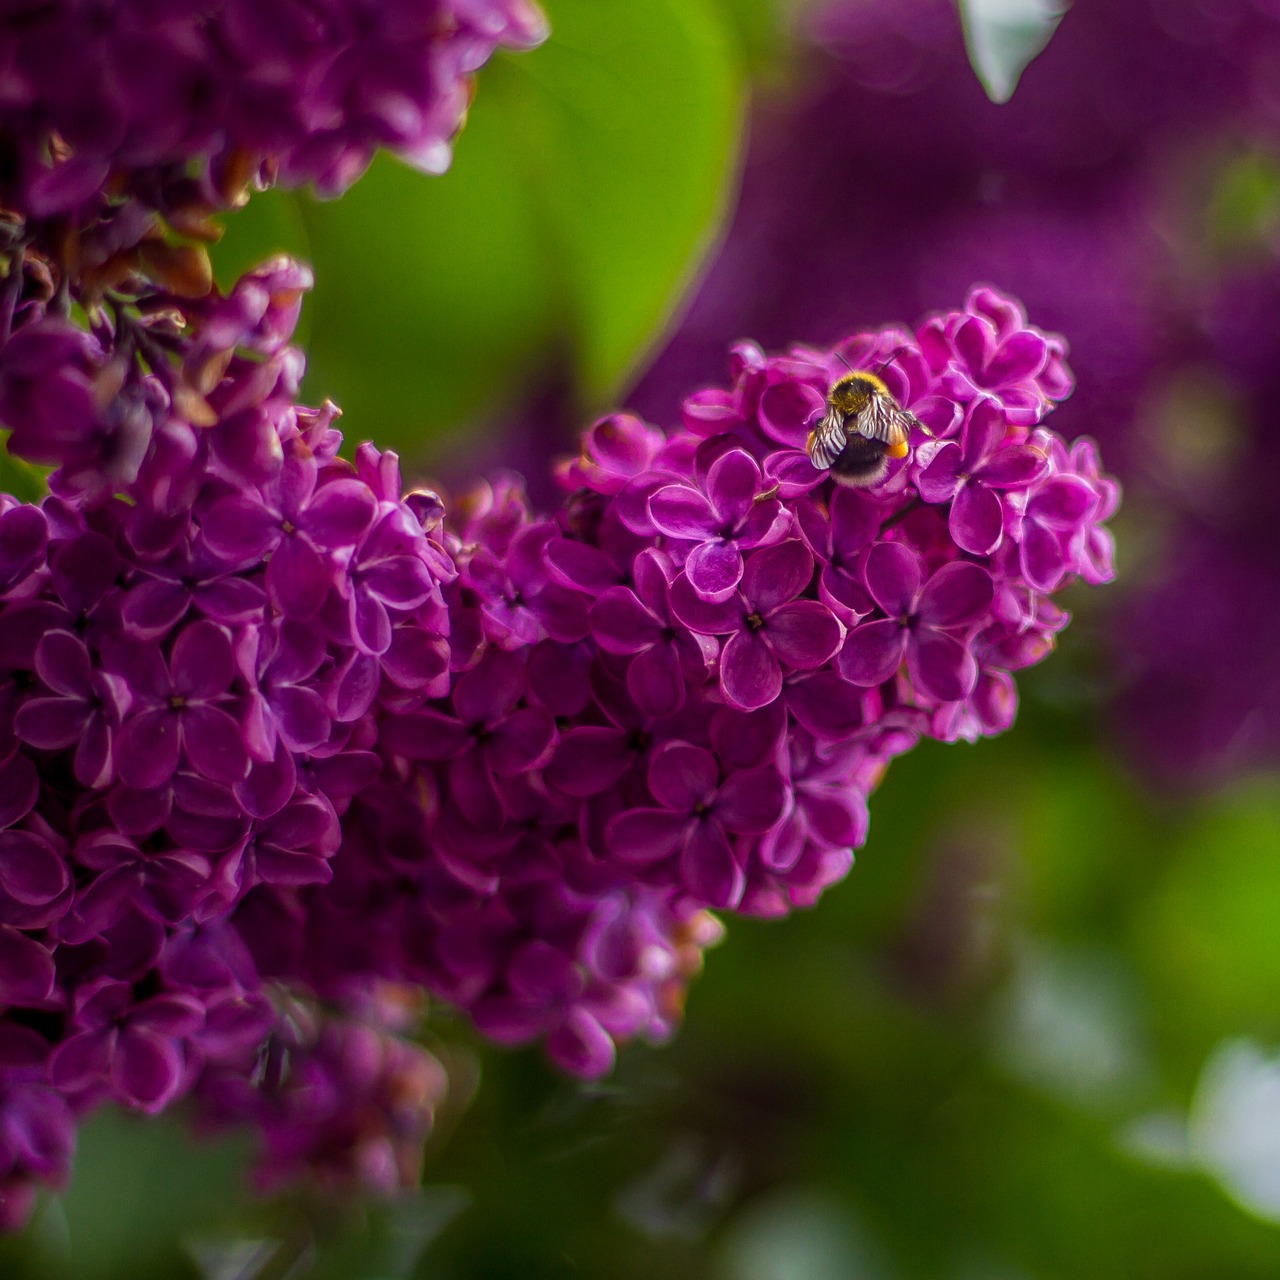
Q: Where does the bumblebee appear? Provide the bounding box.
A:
[807,370,922,487]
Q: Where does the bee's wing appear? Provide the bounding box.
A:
[856,394,921,458]
[807,408,848,470]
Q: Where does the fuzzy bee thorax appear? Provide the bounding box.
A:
[827,371,889,418]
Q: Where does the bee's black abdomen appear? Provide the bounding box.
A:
[829,433,889,487]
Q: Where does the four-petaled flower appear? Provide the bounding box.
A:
[916,398,1047,555]
[838,542,994,703]
[671,539,843,710]
[606,741,786,908]
[649,449,789,601]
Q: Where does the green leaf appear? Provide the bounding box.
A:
[209,0,744,465]
[0,434,49,503]
[957,0,1069,103]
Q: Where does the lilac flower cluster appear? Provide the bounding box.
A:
[629,0,1280,787]
[0,0,546,503]
[0,271,1115,1222]
[0,255,460,1222]
[0,0,547,221]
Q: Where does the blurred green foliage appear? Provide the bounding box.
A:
[212,0,744,464]
[0,436,50,503]
[10,2,1280,1278]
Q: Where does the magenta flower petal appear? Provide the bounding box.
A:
[0,757,37,829]
[680,820,743,909]
[0,928,54,1005]
[351,589,393,654]
[379,710,472,760]
[1021,520,1068,592]
[627,642,685,718]
[202,496,277,561]
[981,444,1047,488]
[828,488,882,560]
[15,697,90,749]
[547,1009,615,1079]
[589,587,661,655]
[763,449,826,498]
[767,600,843,670]
[123,580,190,638]
[961,397,1007,466]
[453,649,524,724]
[117,708,181,789]
[838,619,907,687]
[171,621,234,699]
[757,379,825,447]
[273,686,329,753]
[49,1029,112,1090]
[606,809,690,862]
[720,629,782,710]
[449,748,505,832]
[716,766,786,833]
[917,561,995,629]
[648,743,717,811]
[741,539,812,614]
[907,629,977,703]
[706,449,761,526]
[486,706,556,776]
[34,630,91,697]
[1033,476,1099,526]
[863,541,923,616]
[669,573,740,634]
[986,330,1047,385]
[916,441,963,504]
[0,833,69,906]
[182,705,250,784]
[74,714,114,789]
[949,482,1005,556]
[685,539,743,602]
[268,534,329,619]
[545,727,633,797]
[300,480,377,548]
[112,1029,184,1112]
[649,485,715,540]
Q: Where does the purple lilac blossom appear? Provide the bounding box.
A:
[626,0,1280,787]
[0,276,1115,1223]
[0,0,547,220]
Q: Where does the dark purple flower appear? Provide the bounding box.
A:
[588,549,716,717]
[109,619,249,789]
[671,540,843,711]
[203,448,377,619]
[379,648,556,831]
[916,397,1047,555]
[14,630,130,788]
[649,448,790,602]
[838,543,994,703]
[606,742,786,907]
[49,979,204,1112]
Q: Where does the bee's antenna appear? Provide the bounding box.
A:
[872,344,913,380]
[831,348,855,374]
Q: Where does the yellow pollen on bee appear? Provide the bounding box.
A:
[888,439,910,460]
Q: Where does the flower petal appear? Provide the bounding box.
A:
[606,808,690,862]
[838,619,907,687]
[684,538,743,603]
[680,820,743,909]
[907,629,977,703]
[648,742,717,811]
[863,540,923,616]
[719,629,782,711]
[741,539,813,614]
[766,600,843,670]
[918,561,995,629]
